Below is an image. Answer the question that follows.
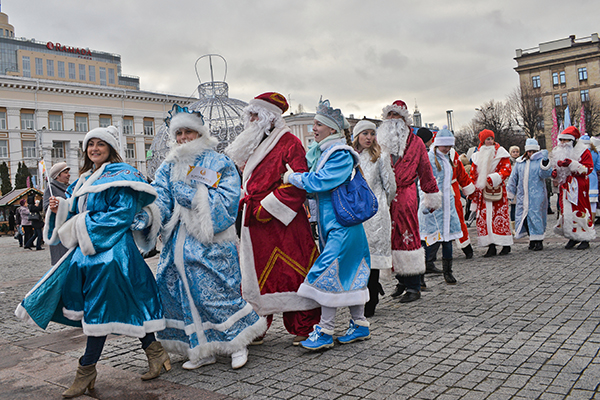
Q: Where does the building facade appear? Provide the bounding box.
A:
[0,11,190,188]
[514,33,600,147]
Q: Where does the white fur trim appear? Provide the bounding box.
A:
[44,197,70,245]
[14,304,37,327]
[392,247,425,276]
[557,133,576,141]
[476,200,514,247]
[83,126,120,154]
[370,254,392,270]
[382,104,413,125]
[76,212,96,256]
[241,126,291,188]
[249,98,284,116]
[183,184,214,243]
[315,143,360,172]
[433,136,455,147]
[507,191,515,201]
[318,326,335,336]
[168,112,208,138]
[82,318,166,338]
[57,213,84,249]
[63,308,84,321]
[529,234,545,241]
[461,183,475,197]
[488,173,502,188]
[568,160,588,175]
[422,191,442,211]
[297,282,369,308]
[354,319,370,327]
[555,190,597,241]
[260,192,297,226]
[132,204,161,254]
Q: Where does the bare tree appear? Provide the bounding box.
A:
[473,100,525,150]
[507,85,543,139]
[581,95,600,136]
[454,122,479,155]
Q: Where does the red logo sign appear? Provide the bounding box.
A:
[46,42,92,57]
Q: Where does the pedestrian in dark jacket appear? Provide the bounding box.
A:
[43,162,71,262]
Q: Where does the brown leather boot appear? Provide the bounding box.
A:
[62,361,97,398]
[141,341,171,381]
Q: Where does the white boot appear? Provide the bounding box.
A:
[182,355,216,370]
[231,347,248,369]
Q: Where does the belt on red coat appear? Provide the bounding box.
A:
[240,193,266,226]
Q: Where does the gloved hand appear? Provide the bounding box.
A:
[172,181,196,208]
[282,164,295,184]
[542,158,550,167]
[551,170,558,178]
[557,159,572,167]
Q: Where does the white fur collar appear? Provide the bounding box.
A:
[242,126,290,187]
[164,135,218,167]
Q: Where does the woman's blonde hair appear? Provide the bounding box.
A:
[352,129,381,162]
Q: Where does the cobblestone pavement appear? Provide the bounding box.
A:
[1,214,600,399]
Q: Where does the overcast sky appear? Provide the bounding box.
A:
[3,0,600,130]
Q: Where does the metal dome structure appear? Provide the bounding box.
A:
[147,54,247,179]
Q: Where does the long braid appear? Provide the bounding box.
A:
[343,128,352,146]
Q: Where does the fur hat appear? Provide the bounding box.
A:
[165,104,208,140]
[83,126,120,153]
[524,138,540,152]
[433,128,455,147]
[249,92,289,115]
[558,126,581,141]
[49,162,70,180]
[353,120,376,137]
[382,100,412,122]
[478,129,495,144]
[579,134,591,144]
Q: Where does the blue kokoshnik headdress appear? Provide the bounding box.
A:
[164,104,208,138]
[315,99,345,133]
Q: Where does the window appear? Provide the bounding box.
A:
[532,75,541,88]
[75,115,88,132]
[108,68,115,85]
[22,140,37,158]
[79,64,86,81]
[35,58,43,75]
[51,141,65,159]
[534,97,543,109]
[22,56,30,77]
[307,124,313,133]
[581,89,590,102]
[552,72,558,85]
[58,61,65,78]
[0,111,6,130]
[0,140,8,158]
[561,93,568,105]
[89,65,96,82]
[145,143,152,159]
[143,119,154,135]
[21,111,35,130]
[579,67,588,81]
[48,113,63,131]
[554,94,561,107]
[123,117,134,134]
[99,116,112,128]
[46,60,54,77]
[99,67,106,86]
[560,71,566,84]
[125,143,135,159]
[68,62,76,79]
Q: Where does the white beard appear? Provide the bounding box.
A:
[551,141,575,185]
[376,119,409,158]
[474,145,496,190]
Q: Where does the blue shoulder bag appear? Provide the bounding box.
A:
[332,165,379,227]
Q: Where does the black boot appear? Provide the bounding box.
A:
[528,241,535,250]
[420,274,427,290]
[499,246,511,256]
[442,259,456,284]
[576,241,590,250]
[565,239,579,249]
[483,244,497,258]
[462,244,474,259]
[390,274,405,298]
[425,260,443,274]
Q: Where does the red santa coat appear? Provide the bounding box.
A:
[390,133,440,276]
[449,149,475,248]
[238,126,320,316]
[469,144,513,247]
[554,142,596,241]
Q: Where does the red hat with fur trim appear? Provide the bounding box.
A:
[557,126,581,141]
[382,100,412,123]
[479,129,495,144]
[249,92,289,115]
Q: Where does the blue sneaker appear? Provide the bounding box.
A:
[337,320,370,344]
[300,325,334,351]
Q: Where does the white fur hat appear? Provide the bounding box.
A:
[168,112,208,138]
[524,138,540,152]
[353,120,377,137]
[83,126,120,153]
[433,128,455,147]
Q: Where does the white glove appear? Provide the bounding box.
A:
[282,164,295,184]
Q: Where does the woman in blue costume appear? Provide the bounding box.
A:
[146,105,265,371]
[15,126,168,398]
[284,99,371,350]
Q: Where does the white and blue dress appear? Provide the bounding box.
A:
[16,162,165,338]
[289,140,370,308]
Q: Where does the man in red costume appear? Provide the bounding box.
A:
[551,126,596,249]
[469,129,513,257]
[225,92,320,345]
[377,100,440,303]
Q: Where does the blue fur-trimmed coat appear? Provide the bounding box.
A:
[418,149,462,245]
[16,162,165,338]
[506,150,552,240]
[149,137,266,361]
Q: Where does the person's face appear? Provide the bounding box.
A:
[313,120,336,143]
[526,150,535,158]
[484,137,495,146]
[87,139,110,167]
[357,129,376,151]
[559,138,572,145]
[510,148,520,158]
[249,112,259,123]
[438,145,452,154]
[57,169,70,184]
[387,111,405,121]
[176,127,200,144]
